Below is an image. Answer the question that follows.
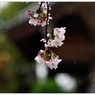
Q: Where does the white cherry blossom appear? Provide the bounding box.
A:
[34,13,39,17]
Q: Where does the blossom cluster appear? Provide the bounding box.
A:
[26,2,52,27]
[35,49,62,69]
[26,2,66,69]
[39,2,51,14]
[36,27,66,69]
[41,27,66,48]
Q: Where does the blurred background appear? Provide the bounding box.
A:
[0,2,95,93]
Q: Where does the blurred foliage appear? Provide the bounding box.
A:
[0,33,27,62]
[30,78,67,93]
[0,31,33,93]
[0,2,33,22]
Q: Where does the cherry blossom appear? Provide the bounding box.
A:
[35,49,46,65]
[40,38,46,42]
[34,13,39,17]
[50,38,64,48]
[54,27,66,36]
[35,49,62,69]
[41,21,46,27]
[35,54,46,65]
[46,56,62,69]
[39,2,50,9]
[26,2,52,27]
[41,27,66,48]
[29,19,38,26]
[26,2,66,70]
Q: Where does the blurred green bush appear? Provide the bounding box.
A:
[0,32,32,93]
[30,78,66,93]
[0,2,33,22]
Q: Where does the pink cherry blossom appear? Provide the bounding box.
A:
[54,27,66,36]
[41,21,46,27]
[51,38,64,48]
[39,2,50,7]
[42,27,66,48]
[42,38,64,48]
[27,2,52,27]
[27,2,66,70]
[46,38,63,48]
[43,7,51,14]
[33,19,38,26]
[59,27,66,34]
[39,2,47,7]
[47,33,50,37]
[44,27,66,48]
[29,19,38,26]
[54,28,59,35]
[43,7,47,14]
[56,33,65,41]
[35,53,46,65]
[46,56,62,69]
[40,38,46,42]
[37,20,41,25]
[35,49,62,69]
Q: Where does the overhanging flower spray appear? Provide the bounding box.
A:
[26,2,66,69]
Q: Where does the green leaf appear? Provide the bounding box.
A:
[51,52,55,58]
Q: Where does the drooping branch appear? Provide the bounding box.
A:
[39,2,42,12]
[52,29,54,39]
[26,2,65,69]
[45,2,49,44]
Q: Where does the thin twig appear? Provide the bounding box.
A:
[46,2,49,44]
[52,30,54,39]
[38,2,42,19]
[39,2,42,12]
